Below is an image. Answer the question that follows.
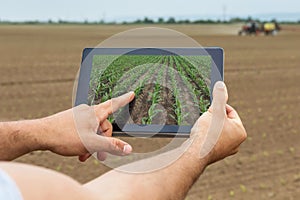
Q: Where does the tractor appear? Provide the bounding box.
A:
[238,21,260,36]
[238,21,281,36]
[262,22,281,35]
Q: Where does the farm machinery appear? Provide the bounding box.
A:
[238,21,281,36]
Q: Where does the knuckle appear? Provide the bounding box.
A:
[95,103,104,112]
[242,131,247,141]
[109,138,122,153]
[233,148,239,155]
[239,127,247,141]
[102,110,109,119]
[96,105,109,118]
[103,100,112,109]
[233,123,247,142]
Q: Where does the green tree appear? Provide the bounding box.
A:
[166,17,176,24]
[143,17,154,24]
[157,17,164,23]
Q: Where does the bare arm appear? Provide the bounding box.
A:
[0,145,206,200]
[0,162,96,200]
[0,120,45,160]
[84,141,209,200]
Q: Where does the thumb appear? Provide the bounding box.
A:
[200,81,227,159]
[88,135,133,156]
[209,81,228,115]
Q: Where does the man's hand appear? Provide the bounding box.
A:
[84,82,248,200]
[40,92,135,162]
[190,81,247,165]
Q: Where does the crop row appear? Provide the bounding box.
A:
[167,57,189,125]
[183,55,211,80]
[89,55,211,125]
[89,55,161,104]
[105,57,165,123]
[141,61,166,124]
[172,56,210,113]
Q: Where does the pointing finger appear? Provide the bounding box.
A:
[94,92,135,122]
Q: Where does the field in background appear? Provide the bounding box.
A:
[0,24,299,199]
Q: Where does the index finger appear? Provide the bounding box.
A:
[226,104,240,119]
[94,91,135,122]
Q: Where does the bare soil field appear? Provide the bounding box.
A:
[0,24,299,199]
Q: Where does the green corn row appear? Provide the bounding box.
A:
[168,58,187,125]
[172,56,210,113]
[141,59,166,124]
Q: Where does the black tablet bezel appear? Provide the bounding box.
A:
[75,48,224,137]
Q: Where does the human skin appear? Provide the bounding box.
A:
[0,92,135,162]
[84,82,247,200]
[0,82,247,200]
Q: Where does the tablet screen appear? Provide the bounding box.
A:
[87,54,211,127]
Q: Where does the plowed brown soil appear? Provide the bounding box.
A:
[0,24,299,199]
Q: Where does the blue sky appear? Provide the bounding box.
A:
[0,0,299,22]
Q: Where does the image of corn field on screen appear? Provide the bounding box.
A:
[88,54,211,128]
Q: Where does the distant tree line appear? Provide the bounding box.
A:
[0,16,299,25]
[125,17,221,24]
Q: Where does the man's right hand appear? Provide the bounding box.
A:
[190,81,247,165]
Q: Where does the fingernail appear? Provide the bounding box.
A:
[215,81,225,89]
[123,144,132,154]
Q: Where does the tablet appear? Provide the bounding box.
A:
[75,48,224,137]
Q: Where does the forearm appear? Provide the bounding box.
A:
[0,162,96,200]
[0,120,46,160]
[85,137,209,200]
